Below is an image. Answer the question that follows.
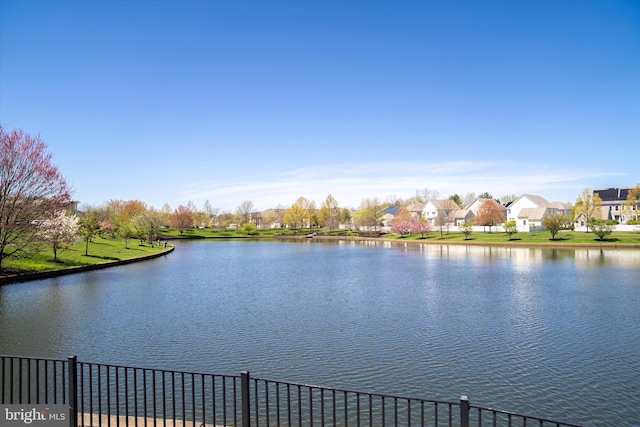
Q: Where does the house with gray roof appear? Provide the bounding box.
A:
[506,194,557,232]
[593,187,632,223]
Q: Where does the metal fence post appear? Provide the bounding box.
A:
[241,371,251,427]
[68,356,78,427]
[460,395,470,427]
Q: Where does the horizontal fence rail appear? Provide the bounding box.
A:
[1,355,588,427]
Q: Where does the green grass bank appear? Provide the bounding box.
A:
[0,237,173,284]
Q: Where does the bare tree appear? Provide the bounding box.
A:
[461,192,477,208]
[236,200,255,224]
[319,194,340,231]
[417,188,441,203]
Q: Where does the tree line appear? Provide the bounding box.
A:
[2,126,639,272]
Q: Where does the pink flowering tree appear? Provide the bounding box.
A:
[99,220,115,238]
[0,126,72,272]
[391,207,414,237]
[391,219,413,237]
[411,219,432,238]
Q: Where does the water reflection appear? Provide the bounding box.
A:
[0,240,638,426]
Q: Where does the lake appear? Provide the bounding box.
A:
[1,240,639,426]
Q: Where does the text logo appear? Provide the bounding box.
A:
[1,405,68,427]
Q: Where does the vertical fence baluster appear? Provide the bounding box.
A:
[191,373,195,427]
[240,371,250,427]
[265,380,270,427]
[460,396,470,427]
[320,387,324,427]
[276,382,282,427]
[287,384,292,427]
[69,357,78,427]
[79,362,84,426]
[133,368,138,426]
[89,363,94,427]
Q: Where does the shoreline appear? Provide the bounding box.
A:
[0,246,175,286]
[302,234,640,249]
[2,234,638,285]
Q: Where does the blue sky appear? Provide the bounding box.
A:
[1,0,638,212]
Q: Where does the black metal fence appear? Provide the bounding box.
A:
[1,355,587,427]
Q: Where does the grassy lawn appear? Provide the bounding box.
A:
[160,226,640,245]
[2,236,168,274]
[384,229,640,245]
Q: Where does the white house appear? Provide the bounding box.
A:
[452,208,474,226]
[422,199,461,225]
[506,194,557,232]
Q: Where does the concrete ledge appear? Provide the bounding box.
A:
[0,246,174,286]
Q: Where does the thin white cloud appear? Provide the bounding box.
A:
[174,160,622,211]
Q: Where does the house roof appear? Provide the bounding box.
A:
[425,199,461,210]
[380,205,401,215]
[518,194,551,208]
[594,187,631,202]
[407,202,425,212]
[518,207,552,220]
[549,201,570,210]
[453,209,473,219]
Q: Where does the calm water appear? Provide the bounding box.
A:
[1,240,639,426]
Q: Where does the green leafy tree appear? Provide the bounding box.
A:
[590,219,614,241]
[79,210,100,256]
[623,184,640,223]
[340,208,352,228]
[450,194,463,208]
[503,219,518,240]
[460,220,474,240]
[542,214,567,240]
[131,209,163,244]
[575,188,602,232]
[241,222,258,235]
[353,198,381,231]
[117,221,135,249]
[284,197,308,230]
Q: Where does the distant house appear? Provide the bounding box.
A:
[593,187,632,223]
[506,194,557,232]
[452,208,474,226]
[407,202,425,221]
[380,205,402,229]
[466,198,507,218]
[422,199,461,225]
[549,201,571,218]
[379,203,425,229]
